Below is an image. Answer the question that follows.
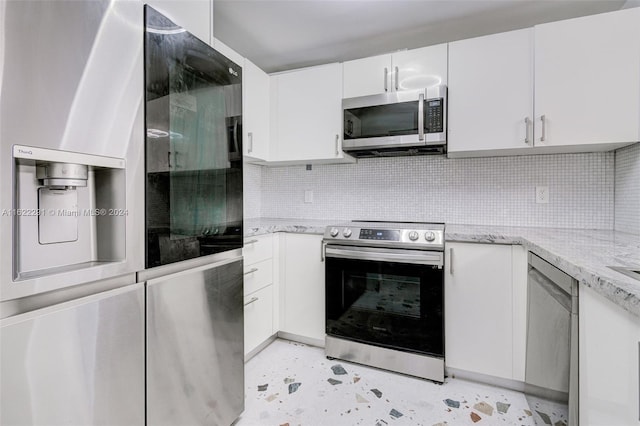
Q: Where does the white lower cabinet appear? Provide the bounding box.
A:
[244,284,274,355]
[279,233,325,343]
[243,234,276,356]
[444,242,527,381]
[579,284,640,425]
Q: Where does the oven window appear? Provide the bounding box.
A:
[326,257,444,357]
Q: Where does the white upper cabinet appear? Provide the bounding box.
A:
[212,38,243,65]
[391,44,448,91]
[448,8,640,157]
[146,0,213,45]
[448,29,534,155]
[243,59,270,161]
[343,44,448,99]
[270,63,353,163]
[213,39,270,161]
[534,7,640,148]
[343,54,391,98]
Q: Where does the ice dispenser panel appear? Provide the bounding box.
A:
[12,145,126,280]
[35,162,88,244]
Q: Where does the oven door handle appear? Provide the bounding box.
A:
[325,245,443,267]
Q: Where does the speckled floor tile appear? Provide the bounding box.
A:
[236,339,547,426]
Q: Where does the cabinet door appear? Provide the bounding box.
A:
[244,284,274,356]
[343,54,392,98]
[448,29,534,155]
[145,0,212,45]
[534,8,640,147]
[445,242,514,379]
[391,43,448,91]
[271,63,344,162]
[243,59,270,160]
[281,233,325,342]
[243,234,273,265]
[579,284,640,425]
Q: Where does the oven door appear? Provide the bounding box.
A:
[325,245,444,357]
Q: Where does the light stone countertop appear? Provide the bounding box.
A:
[244,218,640,317]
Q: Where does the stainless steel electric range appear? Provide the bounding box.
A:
[322,221,445,382]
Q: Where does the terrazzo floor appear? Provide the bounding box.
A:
[236,339,567,426]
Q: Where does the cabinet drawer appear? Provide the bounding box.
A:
[244,259,273,296]
[244,285,274,356]
[243,235,273,265]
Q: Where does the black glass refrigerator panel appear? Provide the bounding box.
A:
[144,6,243,268]
[326,257,444,357]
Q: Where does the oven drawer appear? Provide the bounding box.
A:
[244,259,273,296]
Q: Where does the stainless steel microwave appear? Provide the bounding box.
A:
[342,85,447,157]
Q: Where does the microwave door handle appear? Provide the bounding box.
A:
[418,93,425,141]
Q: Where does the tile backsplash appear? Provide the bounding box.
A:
[244,163,263,219]
[615,143,640,235]
[248,152,617,229]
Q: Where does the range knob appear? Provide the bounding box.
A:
[343,228,353,238]
[408,231,419,241]
[330,227,339,238]
[425,231,436,242]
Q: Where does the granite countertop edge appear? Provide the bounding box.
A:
[245,218,640,317]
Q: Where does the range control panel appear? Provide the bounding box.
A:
[359,229,400,241]
[324,222,445,249]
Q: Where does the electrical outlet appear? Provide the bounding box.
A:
[535,186,549,204]
[304,190,313,204]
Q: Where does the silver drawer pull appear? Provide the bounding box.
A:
[244,268,259,275]
[244,239,258,245]
[244,297,259,306]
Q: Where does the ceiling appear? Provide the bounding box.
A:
[213,0,631,73]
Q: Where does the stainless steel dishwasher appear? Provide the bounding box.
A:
[525,253,579,426]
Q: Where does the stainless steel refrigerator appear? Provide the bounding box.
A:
[142,5,245,425]
[1,1,145,424]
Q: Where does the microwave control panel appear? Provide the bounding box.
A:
[425,98,444,133]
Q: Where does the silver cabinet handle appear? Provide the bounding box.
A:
[320,240,327,262]
[395,66,399,91]
[449,248,453,275]
[167,151,172,168]
[540,115,546,142]
[248,131,253,154]
[384,67,388,92]
[244,267,258,275]
[244,239,258,245]
[418,93,425,141]
[244,296,259,306]
[335,134,339,156]
[525,117,531,145]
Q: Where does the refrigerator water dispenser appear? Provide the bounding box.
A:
[13,145,126,280]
